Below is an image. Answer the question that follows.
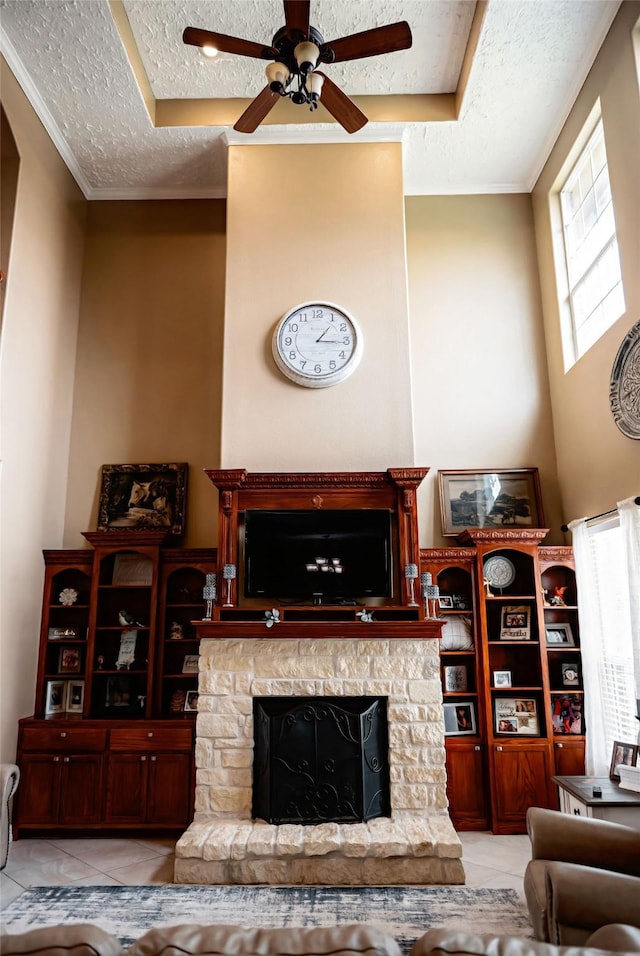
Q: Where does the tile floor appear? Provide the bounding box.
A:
[0,830,531,911]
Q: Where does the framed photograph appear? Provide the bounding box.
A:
[65,680,85,713]
[112,553,153,586]
[438,468,544,536]
[97,462,188,536]
[545,623,575,646]
[443,665,468,692]
[58,646,81,673]
[551,693,583,735]
[438,595,454,609]
[609,740,639,780]
[495,697,539,736]
[182,654,199,674]
[443,701,476,736]
[561,661,580,687]
[500,605,531,640]
[48,626,84,641]
[45,680,66,715]
[184,689,199,712]
[451,594,470,610]
[493,670,512,688]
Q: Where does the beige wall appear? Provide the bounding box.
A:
[64,200,227,549]
[0,60,87,763]
[406,194,563,545]
[532,2,640,524]
[221,142,415,471]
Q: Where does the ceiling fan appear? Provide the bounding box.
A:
[183,1,412,134]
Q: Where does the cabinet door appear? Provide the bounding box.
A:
[554,738,585,777]
[105,753,149,823]
[147,753,192,825]
[492,742,554,833]
[16,755,60,825]
[59,755,103,824]
[445,741,489,830]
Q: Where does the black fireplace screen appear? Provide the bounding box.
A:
[252,696,390,825]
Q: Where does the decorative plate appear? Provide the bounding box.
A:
[610,319,640,439]
[58,587,79,606]
[483,556,516,590]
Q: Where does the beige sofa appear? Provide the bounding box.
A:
[523,807,640,945]
[3,922,640,956]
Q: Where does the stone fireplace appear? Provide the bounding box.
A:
[174,632,464,885]
[174,468,464,886]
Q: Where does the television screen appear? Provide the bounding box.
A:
[243,509,393,602]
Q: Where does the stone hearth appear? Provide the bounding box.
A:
[175,636,464,885]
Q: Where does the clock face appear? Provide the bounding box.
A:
[272,302,363,388]
[484,555,516,589]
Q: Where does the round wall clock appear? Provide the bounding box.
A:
[610,318,640,439]
[272,301,363,388]
[483,555,516,590]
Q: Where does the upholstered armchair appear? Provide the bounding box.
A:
[523,806,640,945]
[1,763,20,870]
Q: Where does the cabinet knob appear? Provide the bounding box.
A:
[151,755,156,762]
[496,746,503,752]
[147,732,153,738]
[474,745,481,752]
[141,755,147,761]
[556,742,564,749]
[63,756,70,762]
[53,756,60,762]
[573,808,581,815]
[60,732,67,738]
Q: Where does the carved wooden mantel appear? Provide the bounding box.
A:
[205,468,429,609]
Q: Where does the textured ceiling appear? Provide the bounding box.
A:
[0,0,621,199]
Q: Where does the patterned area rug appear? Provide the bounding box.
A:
[1,885,532,952]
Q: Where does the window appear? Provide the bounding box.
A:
[559,119,625,366]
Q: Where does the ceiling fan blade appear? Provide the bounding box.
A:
[233,86,280,134]
[283,0,310,39]
[183,27,277,60]
[315,73,367,134]
[320,21,412,64]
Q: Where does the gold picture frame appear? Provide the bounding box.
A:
[438,468,544,536]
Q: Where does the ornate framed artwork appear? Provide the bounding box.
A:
[97,462,188,536]
[438,468,544,536]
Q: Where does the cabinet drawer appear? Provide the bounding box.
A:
[21,726,107,752]
[109,727,193,752]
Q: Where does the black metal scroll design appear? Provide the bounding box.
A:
[253,696,390,825]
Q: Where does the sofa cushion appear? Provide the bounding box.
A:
[407,927,639,956]
[0,923,123,956]
[125,924,402,956]
[587,924,640,952]
[524,860,551,942]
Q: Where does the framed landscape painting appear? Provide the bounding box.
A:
[438,468,544,536]
[97,462,188,536]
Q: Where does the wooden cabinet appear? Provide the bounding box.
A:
[421,548,489,831]
[14,535,212,836]
[425,531,568,834]
[539,547,585,775]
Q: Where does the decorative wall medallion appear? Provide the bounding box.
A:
[610,319,640,439]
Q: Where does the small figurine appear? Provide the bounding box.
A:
[97,655,105,670]
[118,609,144,627]
[549,586,568,607]
[169,621,184,640]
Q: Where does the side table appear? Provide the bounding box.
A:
[553,775,640,829]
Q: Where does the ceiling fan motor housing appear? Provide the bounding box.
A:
[271,24,332,76]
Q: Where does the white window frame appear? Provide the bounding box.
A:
[557,116,625,369]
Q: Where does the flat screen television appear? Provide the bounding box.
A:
[243,509,393,603]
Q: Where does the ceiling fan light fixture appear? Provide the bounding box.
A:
[294,40,320,75]
[265,60,291,91]
[307,71,324,104]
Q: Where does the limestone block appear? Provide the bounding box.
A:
[340,822,371,857]
[230,824,252,861]
[245,823,277,858]
[210,786,252,814]
[302,822,342,856]
[397,818,436,857]
[388,723,412,747]
[202,823,242,861]
[221,749,253,769]
[194,786,212,813]
[391,783,428,810]
[174,858,229,884]
[429,816,463,857]
[175,821,218,858]
[206,767,252,789]
[195,738,214,769]
[234,673,252,695]
[199,670,235,695]
[335,657,372,678]
[290,680,324,696]
[365,680,395,696]
[365,818,407,857]
[328,679,366,696]
[390,704,428,723]
[406,681,435,703]
[275,824,306,857]
[289,857,364,885]
[231,858,290,885]
[356,640,390,656]
[217,696,253,715]
[196,712,243,739]
[372,658,427,679]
